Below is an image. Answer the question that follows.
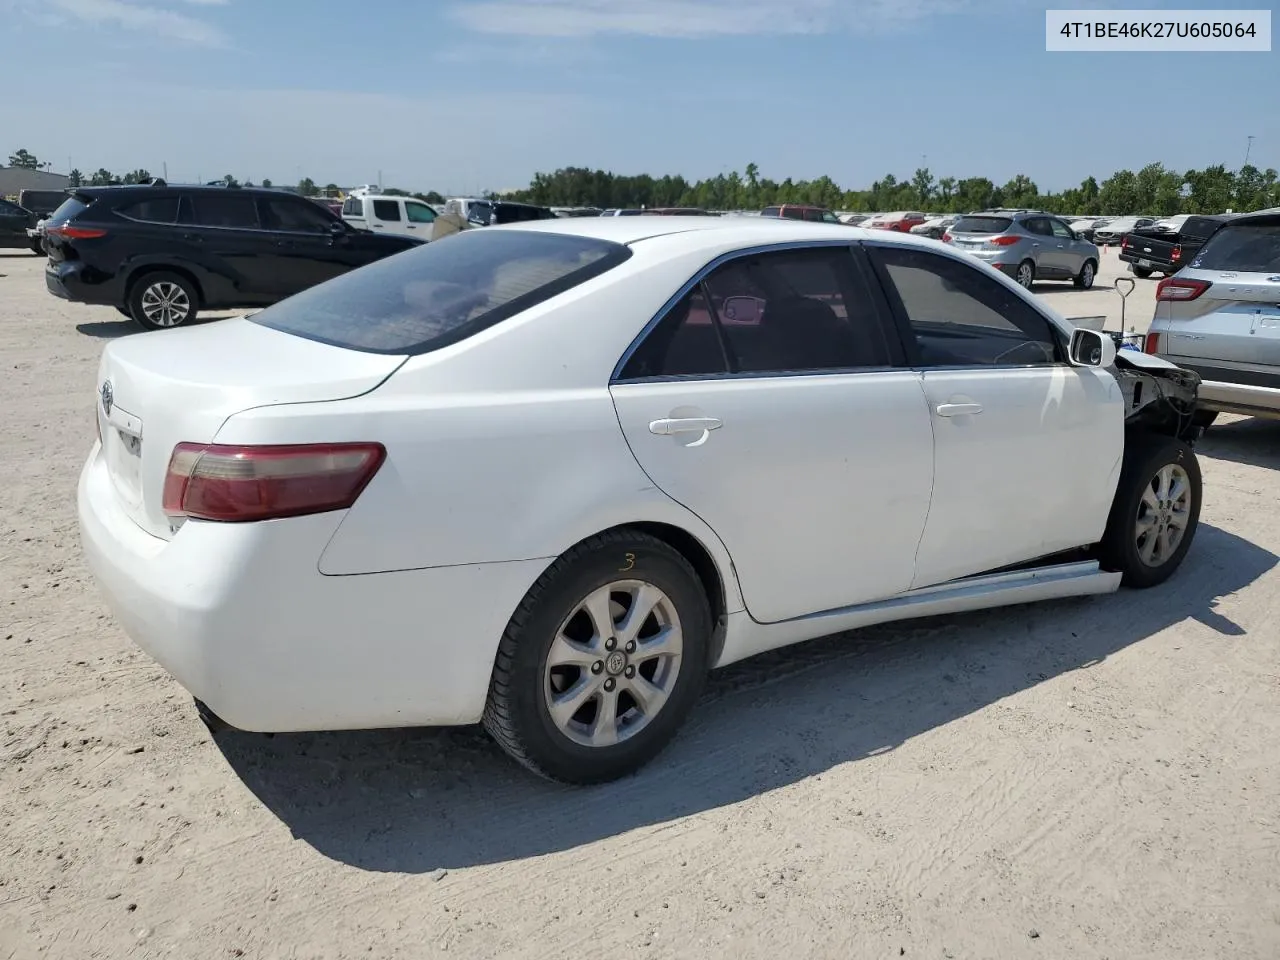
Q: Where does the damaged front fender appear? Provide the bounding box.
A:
[1111,342,1202,440]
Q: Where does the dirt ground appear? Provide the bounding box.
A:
[2,247,1279,960]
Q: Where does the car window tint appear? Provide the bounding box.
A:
[372,199,402,222]
[871,246,1058,367]
[261,198,334,232]
[952,216,1011,234]
[117,197,180,223]
[697,248,889,375]
[342,196,364,217]
[251,230,631,355]
[1049,219,1074,239]
[189,195,259,229]
[1023,217,1052,236]
[1190,222,1280,272]
[405,202,436,223]
[618,288,728,379]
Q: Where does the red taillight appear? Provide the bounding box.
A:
[1144,332,1162,354]
[1156,277,1211,302]
[162,442,386,523]
[1121,236,1130,249]
[941,231,952,243]
[47,225,107,240]
[1171,244,1182,262]
[989,235,1021,247]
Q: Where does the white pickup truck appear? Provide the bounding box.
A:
[341,193,438,240]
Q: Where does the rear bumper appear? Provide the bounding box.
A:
[45,260,123,306]
[77,445,549,731]
[1195,380,1280,419]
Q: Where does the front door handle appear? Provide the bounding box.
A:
[649,417,723,436]
[935,402,983,417]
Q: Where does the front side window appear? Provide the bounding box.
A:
[870,246,1058,367]
[372,199,402,222]
[619,246,891,379]
[1049,219,1074,239]
[342,196,364,217]
[405,201,436,223]
[260,198,334,232]
[189,195,259,229]
[251,229,632,355]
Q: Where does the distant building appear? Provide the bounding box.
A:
[0,166,71,199]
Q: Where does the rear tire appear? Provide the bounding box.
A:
[1073,259,1097,289]
[30,240,43,255]
[1132,265,1154,279]
[1015,260,1035,289]
[1098,435,1201,589]
[482,529,712,784]
[127,270,199,330]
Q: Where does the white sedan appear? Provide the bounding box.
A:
[78,217,1204,784]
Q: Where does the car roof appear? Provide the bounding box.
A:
[1223,209,1280,227]
[489,215,946,251]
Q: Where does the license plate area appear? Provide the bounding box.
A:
[1138,258,1152,267]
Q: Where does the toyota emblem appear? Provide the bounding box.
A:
[100,380,113,417]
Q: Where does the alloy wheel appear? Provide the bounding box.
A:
[140,282,191,327]
[543,580,684,748]
[1017,263,1034,288]
[1134,463,1192,567]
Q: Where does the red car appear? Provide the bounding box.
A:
[865,211,928,232]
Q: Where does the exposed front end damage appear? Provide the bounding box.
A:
[1111,344,1202,442]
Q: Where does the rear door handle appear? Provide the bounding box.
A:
[649,417,723,435]
[935,402,983,417]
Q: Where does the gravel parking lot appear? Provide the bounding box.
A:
[3,246,1279,960]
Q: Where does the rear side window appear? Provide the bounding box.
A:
[342,196,364,217]
[761,207,781,217]
[260,197,335,232]
[250,229,633,355]
[952,216,1012,234]
[190,195,259,229]
[1191,222,1280,272]
[117,197,180,224]
[619,247,891,379]
[372,199,402,222]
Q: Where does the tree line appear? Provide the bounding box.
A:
[503,162,1280,216]
[9,146,1279,215]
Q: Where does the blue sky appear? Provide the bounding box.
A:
[3,0,1276,195]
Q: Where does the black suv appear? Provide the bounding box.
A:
[44,182,423,329]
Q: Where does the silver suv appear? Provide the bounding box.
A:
[1144,209,1280,424]
[943,211,1100,290]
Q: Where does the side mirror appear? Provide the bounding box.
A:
[720,295,765,324]
[1069,327,1116,368]
[329,219,348,236]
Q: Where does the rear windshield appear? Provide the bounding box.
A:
[1190,222,1280,273]
[250,229,633,355]
[952,216,1012,234]
[47,195,91,224]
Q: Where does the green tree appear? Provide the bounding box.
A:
[261,178,273,188]
[220,174,239,187]
[1183,165,1235,213]
[7,148,39,169]
[297,177,316,196]
[911,167,935,208]
[323,182,340,197]
[89,168,117,186]
[953,177,995,213]
[1000,174,1039,209]
[68,168,83,188]
[121,169,153,185]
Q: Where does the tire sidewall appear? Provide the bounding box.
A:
[128,271,198,330]
[1104,436,1202,588]
[502,537,711,782]
[1017,260,1035,288]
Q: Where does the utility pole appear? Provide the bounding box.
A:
[1244,135,1255,167]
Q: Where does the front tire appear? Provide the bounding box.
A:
[1099,435,1202,588]
[483,530,712,784]
[1073,259,1097,289]
[127,270,199,330]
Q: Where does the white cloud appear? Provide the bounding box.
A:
[9,0,228,46]
[449,0,974,37]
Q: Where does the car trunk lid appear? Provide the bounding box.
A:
[94,318,406,539]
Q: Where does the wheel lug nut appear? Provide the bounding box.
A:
[605,637,616,651]
[625,640,636,653]
[591,661,603,674]
[624,666,635,679]
[603,678,616,692]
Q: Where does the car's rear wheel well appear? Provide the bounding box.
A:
[125,264,204,306]
[612,521,728,665]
